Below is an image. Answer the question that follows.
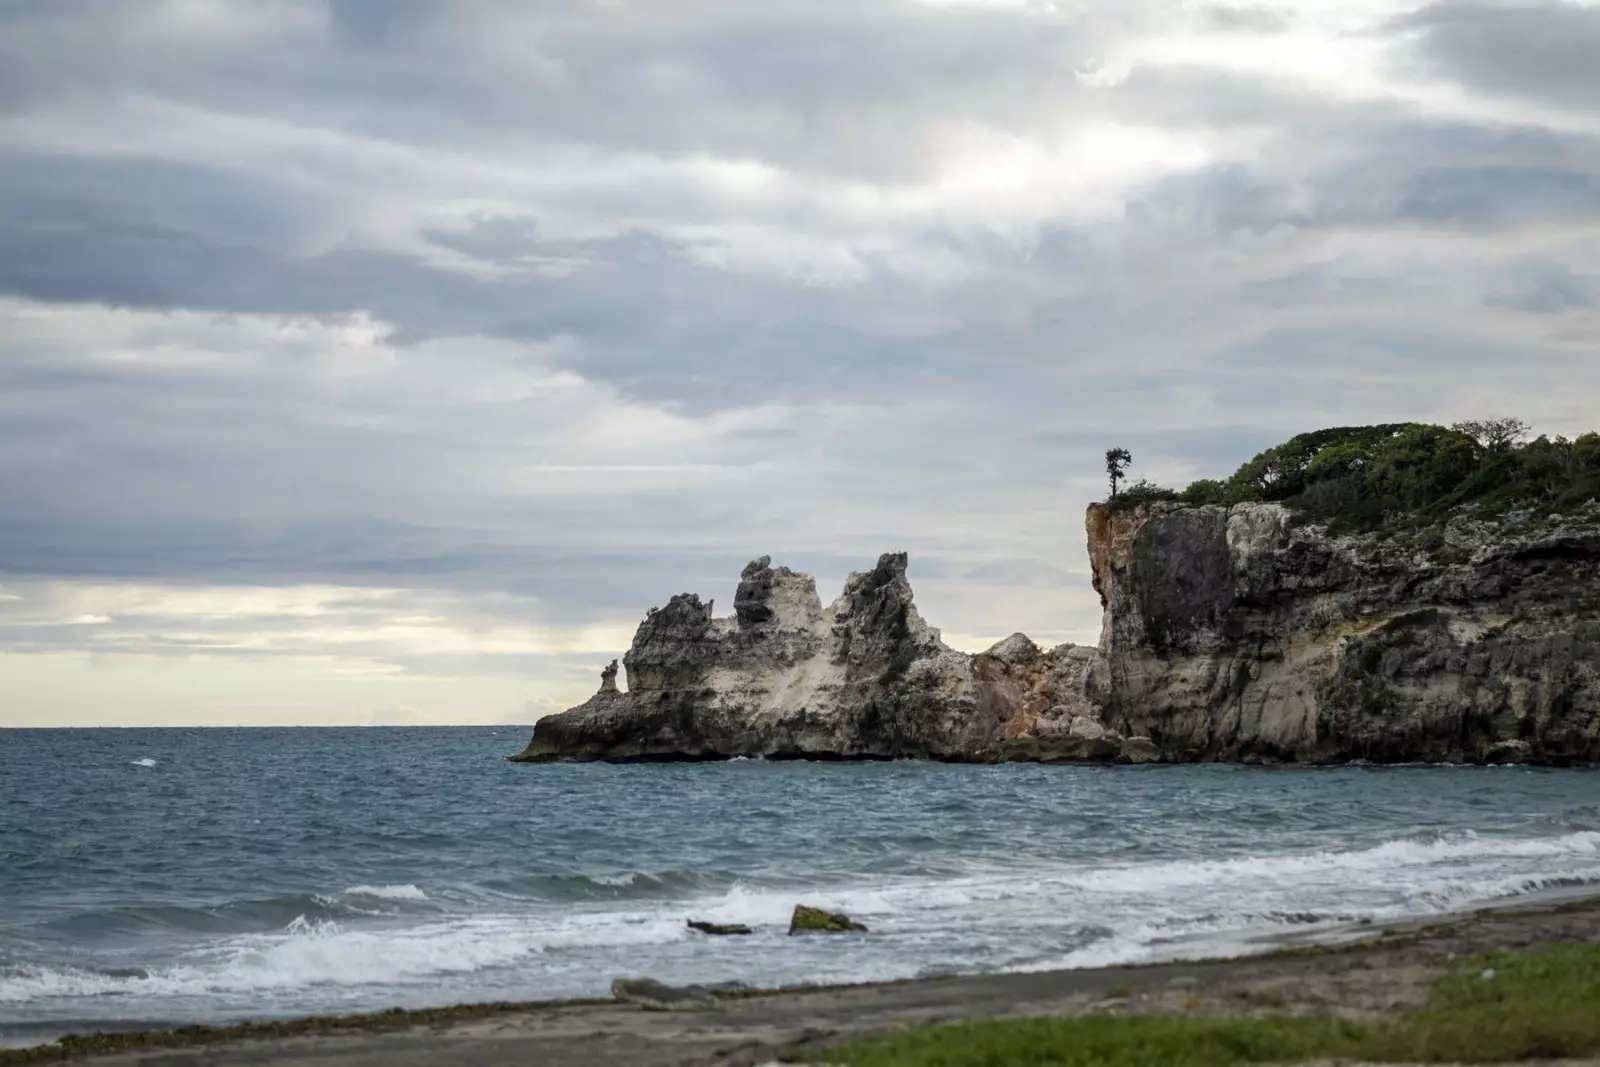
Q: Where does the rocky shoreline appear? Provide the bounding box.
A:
[512,503,1600,766]
[11,894,1600,1067]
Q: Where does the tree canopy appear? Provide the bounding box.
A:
[1105,447,1132,497]
[1107,422,1600,534]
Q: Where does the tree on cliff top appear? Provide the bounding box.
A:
[1105,448,1132,498]
[1452,418,1530,453]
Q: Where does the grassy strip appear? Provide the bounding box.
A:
[796,942,1600,1066]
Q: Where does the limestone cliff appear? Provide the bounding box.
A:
[512,507,1600,765]
[511,553,1118,763]
[1086,501,1600,765]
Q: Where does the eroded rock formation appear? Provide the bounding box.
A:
[512,552,1116,763]
[512,504,1600,765]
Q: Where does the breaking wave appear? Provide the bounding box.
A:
[0,910,689,1005]
[6,828,1597,1011]
[476,869,741,902]
[342,884,429,902]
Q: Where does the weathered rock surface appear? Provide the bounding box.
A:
[512,551,1105,763]
[512,504,1600,766]
[1087,501,1600,765]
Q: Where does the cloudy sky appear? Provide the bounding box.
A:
[2,0,1597,727]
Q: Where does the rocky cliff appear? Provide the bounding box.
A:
[512,506,1600,765]
[1088,501,1600,765]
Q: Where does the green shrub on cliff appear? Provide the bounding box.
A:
[1111,478,1180,506]
[1106,422,1600,533]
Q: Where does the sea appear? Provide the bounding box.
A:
[2,727,1598,1045]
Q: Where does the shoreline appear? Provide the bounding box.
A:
[508,747,1600,767]
[7,889,1600,1067]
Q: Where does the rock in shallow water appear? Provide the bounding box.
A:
[789,905,868,934]
[687,920,753,936]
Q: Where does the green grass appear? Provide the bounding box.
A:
[794,942,1600,1066]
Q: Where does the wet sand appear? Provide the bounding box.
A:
[9,894,1600,1067]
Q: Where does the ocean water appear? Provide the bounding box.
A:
[2,728,1598,1043]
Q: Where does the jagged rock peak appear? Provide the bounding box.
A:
[623,592,712,693]
[734,555,824,631]
[832,551,913,624]
[734,555,776,627]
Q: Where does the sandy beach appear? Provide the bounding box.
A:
[6,892,1598,1067]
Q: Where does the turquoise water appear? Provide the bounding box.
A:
[2,727,1598,1042]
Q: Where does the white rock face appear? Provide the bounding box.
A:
[513,552,1112,763]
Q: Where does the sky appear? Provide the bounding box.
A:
[1,0,1598,727]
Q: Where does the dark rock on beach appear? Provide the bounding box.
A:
[610,977,718,1011]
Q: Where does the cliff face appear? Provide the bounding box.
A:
[1087,501,1600,764]
[514,506,1600,765]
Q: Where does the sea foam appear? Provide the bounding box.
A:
[342,884,429,902]
[5,829,1598,1016]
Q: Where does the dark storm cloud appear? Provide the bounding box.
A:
[1404,0,1600,112]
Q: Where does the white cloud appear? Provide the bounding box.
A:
[908,0,1059,10]
[0,580,637,661]
[1076,56,1134,88]
[367,705,435,727]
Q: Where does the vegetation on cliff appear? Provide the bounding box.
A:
[1110,420,1600,533]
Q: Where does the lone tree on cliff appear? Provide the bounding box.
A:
[1106,447,1133,498]
[1451,418,1530,454]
